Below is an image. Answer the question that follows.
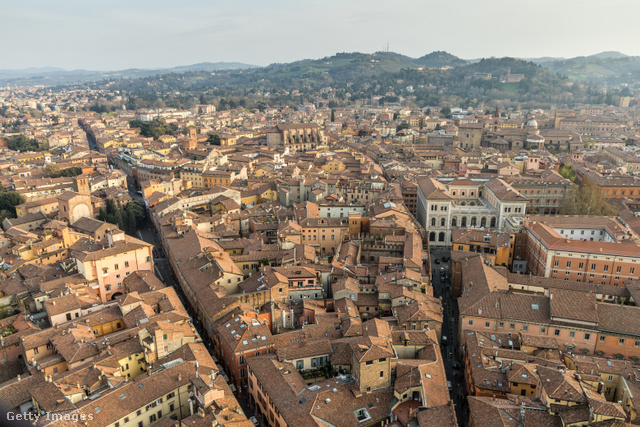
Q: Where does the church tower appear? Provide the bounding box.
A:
[74,175,90,196]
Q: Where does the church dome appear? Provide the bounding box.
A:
[526,116,538,128]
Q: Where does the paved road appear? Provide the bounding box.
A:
[430,247,468,426]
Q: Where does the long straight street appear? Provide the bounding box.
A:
[430,247,468,426]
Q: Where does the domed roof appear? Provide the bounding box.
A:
[526,116,538,128]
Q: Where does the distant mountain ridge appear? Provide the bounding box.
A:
[1,50,638,87]
[0,62,259,85]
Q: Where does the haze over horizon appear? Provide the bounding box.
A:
[3,0,640,70]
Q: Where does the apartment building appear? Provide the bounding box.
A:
[524,216,640,286]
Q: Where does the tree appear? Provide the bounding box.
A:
[396,123,411,133]
[358,130,367,137]
[0,190,25,223]
[440,107,452,118]
[330,109,335,122]
[5,135,47,152]
[558,164,577,182]
[51,116,60,125]
[207,133,221,145]
[559,181,616,216]
[125,201,146,226]
[129,119,175,140]
[43,164,61,178]
[583,137,594,149]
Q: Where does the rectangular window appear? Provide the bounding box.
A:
[584,333,591,340]
[540,326,546,333]
[554,329,560,336]
[569,331,575,338]
[619,338,625,345]
[498,322,504,328]
[591,264,596,271]
[566,261,571,268]
[485,321,490,328]
[468,319,474,326]
[600,335,606,342]
[509,323,515,330]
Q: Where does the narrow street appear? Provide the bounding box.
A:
[430,247,468,426]
[133,215,257,422]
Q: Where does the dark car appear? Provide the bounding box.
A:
[435,259,441,264]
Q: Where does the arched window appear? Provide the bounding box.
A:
[440,218,446,227]
[438,232,445,242]
[431,218,436,227]
[429,232,435,242]
[490,217,496,228]
[461,217,467,227]
[471,217,477,227]
[480,217,487,228]
[451,217,457,227]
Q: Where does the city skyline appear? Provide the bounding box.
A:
[2,0,640,70]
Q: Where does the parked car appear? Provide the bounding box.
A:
[250,416,259,426]
[435,259,441,264]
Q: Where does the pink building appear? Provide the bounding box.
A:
[72,230,154,302]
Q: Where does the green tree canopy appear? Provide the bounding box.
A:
[5,135,47,152]
[558,164,577,182]
[97,200,146,235]
[0,190,26,223]
[129,119,177,140]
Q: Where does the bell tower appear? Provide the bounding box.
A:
[74,175,90,195]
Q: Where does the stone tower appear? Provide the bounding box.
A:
[74,175,90,196]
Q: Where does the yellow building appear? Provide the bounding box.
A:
[451,229,513,267]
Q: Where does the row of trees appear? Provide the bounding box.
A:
[5,135,48,152]
[97,199,146,235]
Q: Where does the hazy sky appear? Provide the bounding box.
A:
[3,0,639,70]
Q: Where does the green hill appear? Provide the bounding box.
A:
[83,52,607,110]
